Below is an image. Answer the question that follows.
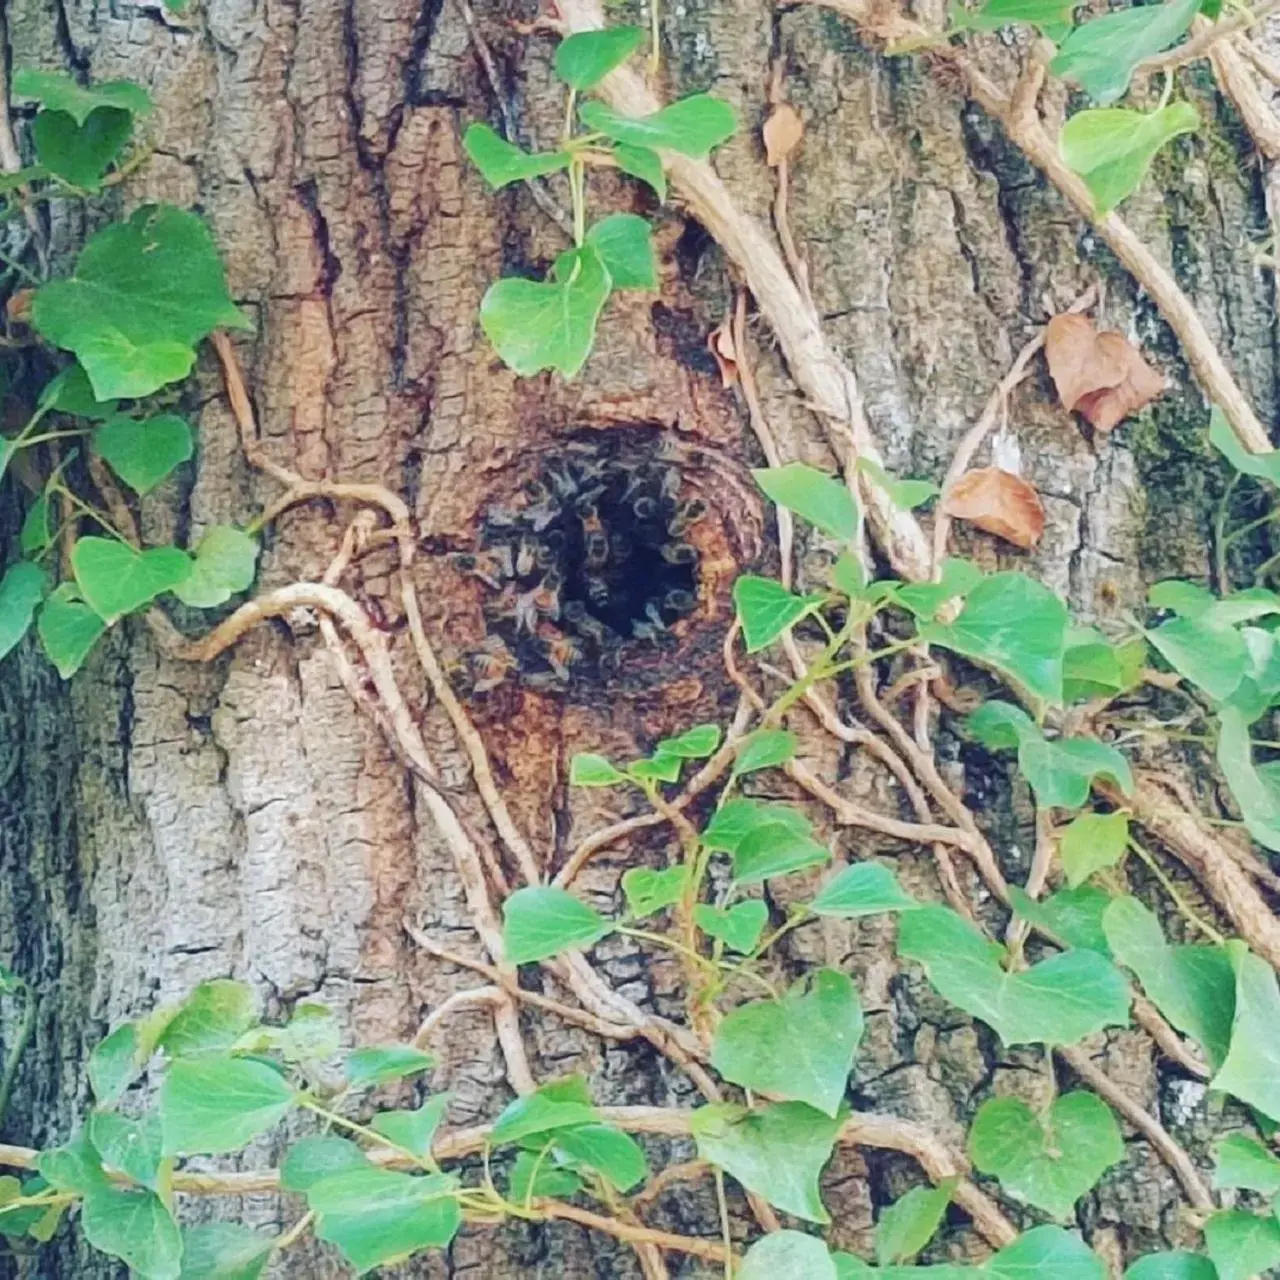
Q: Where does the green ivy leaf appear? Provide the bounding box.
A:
[693,901,769,953]
[578,94,736,157]
[874,1178,956,1265]
[1210,405,1280,485]
[894,557,984,622]
[305,1167,461,1274]
[461,123,571,190]
[1103,896,1235,1069]
[1204,1209,1280,1280]
[40,361,119,418]
[178,1223,273,1279]
[733,575,826,652]
[12,70,152,124]
[627,750,683,782]
[251,1001,340,1063]
[20,493,51,554]
[33,106,133,190]
[1123,1254,1218,1280]
[732,729,797,777]
[1148,579,1217,617]
[89,1022,145,1104]
[741,1230,839,1280]
[964,0,1074,32]
[1148,614,1247,701]
[158,979,258,1057]
[345,1045,435,1088]
[702,799,812,853]
[490,1075,598,1146]
[94,413,193,494]
[1216,707,1280,852]
[89,1107,164,1189]
[1062,627,1146,703]
[552,1123,649,1191]
[569,752,629,786]
[986,1226,1106,1280]
[1212,942,1280,1123]
[554,26,646,88]
[71,536,191,622]
[33,205,251,400]
[857,457,939,511]
[480,243,612,379]
[1008,885,1114,955]
[0,560,48,662]
[173,526,259,608]
[920,572,1068,705]
[39,1133,109,1194]
[1050,0,1199,105]
[509,1147,583,1200]
[80,1184,182,1280]
[754,461,860,541]
[733,820,831,884]
[160,1055,296,1155]
[502,885,613,964]
[279,1136,370,1192]
[810,862,918,918]
[614,143,666,200]
[656,723,721,757]
[712,969,862,1116]
[37,583,106,678]
[371,1095,452,1159]
[968,1092,1123,1219]
[621,865,689,918]
[1061,102,1200,215]
[1212,1134,1280,1194]
[1061,811,1129,887]
[898,905,1131,1046]
[691,1101,841,1223]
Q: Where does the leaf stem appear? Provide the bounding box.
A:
[298,1098,433,1172]
[715,1168,734,1280]
[1127,838,1226,944]
[272,1209,316,1253]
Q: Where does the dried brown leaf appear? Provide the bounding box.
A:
[708,320,738,387]
[1074,336,1164,433]
[763,103,804,167]
[942,466,1045,550]
[1044,313,1164,430]
[6,288,33,325]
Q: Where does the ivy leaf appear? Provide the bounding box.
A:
[1062,627,1146,702]
[509,1147,583,1200]
[702,799,812,853]
[21,493,51,554]
[40,360,119,418]
[0,560,48,662]
[38,583,106,677]
[1211,941,1280,1123]
[740,1231,838,1280]
[986,1226,1106,1279]
[898,905,1131,1046]
[12,70,150,123]
[893,557,983,622]
[732,820,831,884]
[691,1101,841,1223]
[279,1136,370,1192]
[1061,103,1200,215]
[552,1124,648,1191]
[480,243,612,379]
[1050,0,1199,105]
[627,750,683,782]
[1212,1134,1280,1194]
[965,0,1074,33]
[1061,811,1130,887]
[178,1223,274,1279]
[583,213,657,290]
[33,205,251,400]
[490,1076,598,1146]
[754,462,860,541]
[578,94,737,157]
[554,26,646,89]
[1210,405,1280,485]
[160,1055,296,1155]
[694,901,769,953]
[89,1022,147,1105]
[874,1178,956,1265]
[569,752,628,786]
[158,979,258,1057]
[857,457,939,511]
[461,123,571,190]
[502,886,613,964]
[1103,896,1235,1068]
[94,413,193,494]
[33,106,133,190]
[711,969,863,1116]
[810,862,918,918]
[1203,1209,1280,1280]
[920,572,1068,705]
[733,575,826,652]
[371,1095,452,1159]
[657,723,721,757]
[39,1133,109,1194]
[345,1045,435,1088]
[1123,1255,1218,1280]
[732,729,797,777]
[89,1107,164,1189]
[1148,614,1247,701]
[1216,707,1280,852]
[173,526,259,608]
[1008,885,1114,955]
[621,865,689,918]
[968,1092,1123,1218]
[614,143,666,200]
[80,1185,182,1280]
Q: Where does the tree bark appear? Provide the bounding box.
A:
[1,0,1277,1274]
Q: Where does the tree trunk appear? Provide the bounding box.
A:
[1,0,1277,1273]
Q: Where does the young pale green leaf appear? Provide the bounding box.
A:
[461,123,571,190]
[584,213,657,290]
[1103,896,1235,1068]
[621,865,689,918]
[173,526,259,609]
[1212,1133,1280,1194]
[732,729,797,777]
[33,106,133,190]
[711,969,862,1116]
[831,550,867,597]
[38,584,106,678]
[1062,627,1146,703]
[71,537,192,622]
[20,493,51,554]
[614,143,666,200]
[158,979,258,1057]
[178,1223,274,1279]
[627,750,683,783]
[965,0,1073,32]
[279,1136,370,1192]
[898,905,1131,1046]
[968,1092,1123,1219]
[894,557,984,621]
[480,244,612,379]
[345,1045,435,1088]
[80,1184,182,1280]
[490,1075,598,1146]
[1216,707,1280,852]
[1008,885,1114,955]
[693,901,769,953]
[702,799,812,853]
[874,1178,956,1265]
[306,1167,461,1275]
[160,1056,296,1155]
[1050,0,1199,105]
[33,204,250,400]
[371,1095,452,1158]
[1204,1209,1280,1280]
[968,699,1036,751]
[740,1230,838,1280]
[261,1001,340,1063]
[856,457,939,511]
[1211,942,1280,1123]
[553,26,646,89]
[94,413,193,494]
[920,571,1068,705]
[1123,1254,1218,1280]
[733,820,831,884]
[656,723,721,757]
[691,1101,841,1223]
[503,885,613,964]
[569,752,629,786]
[733,575,826,652]
[12,70,151,124]
[1061,811,1130,887]
[579,94,737,157]
[89,1108,164,1189]
[0,560,48,662]
[1148,614,1247,702]
[1210,405,1280,485]
[754,461,860,541]
[1061,103,1200,216]
[552,1123,648,1191]
[509,1147,583,1200]
[986,1226,1106,1280]
[810,862,918,918]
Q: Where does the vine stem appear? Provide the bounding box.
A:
[1128,837,1226,944]
[0,981,34,1132]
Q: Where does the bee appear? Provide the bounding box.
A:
[661,542,697,566]
[531,580,562,621]
[544,464,576,500]
[669,498,708,535]
[633,494,659,521]
[643,601,668,632]
[585,575,610,610]
[659,469,681,502]
[563,600,588,625]
[663,588,697,614]
[514,587,543,634]
[485,504,518,529]
[527,500,560,532]
[584,530,609,569]
[515,539,537,577]
[471,636,516,692]
[572,610,612,649]
[524,669,566,693]
[631,617,660,643]
[546,633,584,680]
[609,531,633,561]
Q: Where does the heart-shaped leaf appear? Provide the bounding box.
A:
[733,575,825,652]
[502,886,613,964]
[874,1178,956,1265]
[173,526,259,608]
[462,123,571,190]
[1211,941,1280,1123]
[33,106,133,190]
[732,821,830,884]
[693,901,768,953]
[72,537,192,622]
[94,413,193,494]
[177,1222,273,1279]
[753,462,860,541]
[620,866,688,919]
[12,70,151,124]
[37,583,106,677]
[741,1231,838,1280]
[1204,1209,1280,1280]
[554,26,647,89]
[1060,811,1129,887]
[579,94,736,157]
[160,1056,296,1156]
[810,862,918,918]
[0,560,48,662]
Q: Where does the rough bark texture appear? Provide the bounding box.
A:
[0,0,1277,1274]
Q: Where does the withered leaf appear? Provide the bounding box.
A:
[763,103,804,167]
[708,319,738,387]
[942,466,1045,550]
[1044,313,1163,432]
